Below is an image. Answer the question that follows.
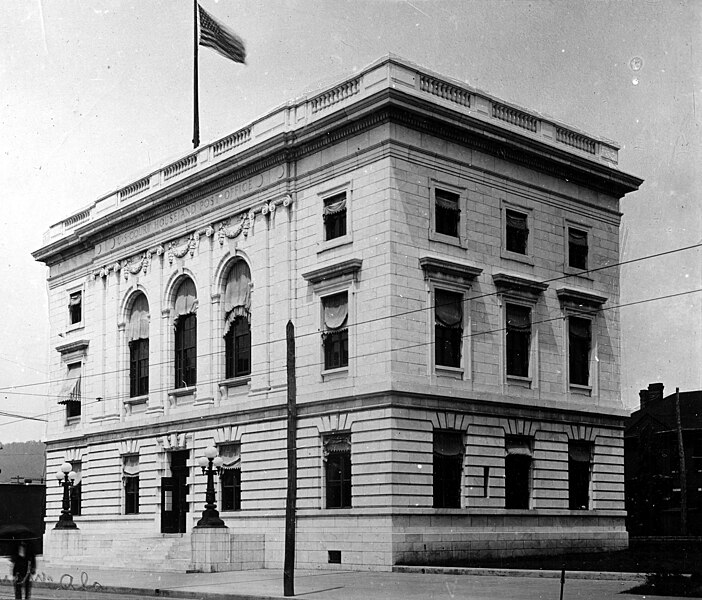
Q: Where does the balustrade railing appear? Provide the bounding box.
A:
[556,127,597,154]
[310,78,360,114]
[492,103,538,133]
[420,75,470,107]
[213,127,251,157]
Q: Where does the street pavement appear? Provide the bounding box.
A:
[0,557,680,600]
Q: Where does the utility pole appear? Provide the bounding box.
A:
[283,320,297,596]
[674,387,687,535]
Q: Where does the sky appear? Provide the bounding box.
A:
[0,0,699,443]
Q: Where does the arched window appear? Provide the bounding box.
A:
[223,262,251,379]
[173,278,197,388]
[127,294,150,397]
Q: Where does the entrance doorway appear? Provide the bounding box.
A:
[161,450,189,534]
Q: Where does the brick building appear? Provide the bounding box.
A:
[33,56,642,571]
[625,383,702,536]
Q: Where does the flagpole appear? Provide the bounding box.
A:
[192,0,200,149]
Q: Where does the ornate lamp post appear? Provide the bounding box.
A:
[54,462,78,529]
[195,445,226,528]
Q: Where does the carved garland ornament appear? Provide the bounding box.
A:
[93,194,294,277]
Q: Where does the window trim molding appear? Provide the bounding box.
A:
[65,284,85,332]
[318,182,352,252]
[429,180,467,248]
[493,273,547,389]
[556,286,607,309]
[322,430,352,510]
[421,258,481,381]
[557,286,604,396]
[320,290,351,376]
[302,259,362,286]
[500,201,534,265]
[563,219,593,278]
[432,428,466,509]
[503,300,537,387]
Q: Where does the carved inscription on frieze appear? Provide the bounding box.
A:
[94,173,265,256]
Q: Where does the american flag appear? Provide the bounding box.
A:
[198,4,246,64]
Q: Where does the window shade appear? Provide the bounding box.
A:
[506,210,527,230]
[174,279,198,318]
[323,194,346,216]
[435,290,462,328]
[434,432,464,457]
[324,434,351,456]
[507,305,531,331]
[323,293,348,330]
[218,444,241,470]
[435,190,459,211]
[123,455,140,477]
[568,444,592,463]
[127,295,150,342]
[223,262,252,333]
[569,318,591,339]
[58,364,81,405]
[506,437,532,456]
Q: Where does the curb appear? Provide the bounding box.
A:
[1,580,286,600]
[393,565,648,581]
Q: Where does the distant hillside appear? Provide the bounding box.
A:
[0,441,46,483]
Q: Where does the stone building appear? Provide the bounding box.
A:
[33,55,642,571]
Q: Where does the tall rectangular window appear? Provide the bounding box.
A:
[506,210,528,255]
[123,455,140,515]
[433,431,464,508]
[569,317,591,386]
[225,318,251,378]
[127,294,149,397]
[435,289,463,368]
[219,444,241,511]
[129,339,149,397]
[505,436,532,509]
[323,192,347,241]
[58,363,82,419]
[506,304,531,377]
[68,291,82,325]
[175,314,197,388]
[568,441,592,510]
[568,228,588,270]
[324,434,351,508]
[223,261,252,380]
[70,461,82,516]
[435,188,460,238]
[322,292,348,370]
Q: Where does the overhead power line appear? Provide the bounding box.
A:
[1,241,700,397]
[0,286,699,428]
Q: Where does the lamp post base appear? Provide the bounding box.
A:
[195,507,226,528]
[54,515,78,530]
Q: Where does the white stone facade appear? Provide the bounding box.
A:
[35,56,642,571]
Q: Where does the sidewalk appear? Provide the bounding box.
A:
[0,558,652,600]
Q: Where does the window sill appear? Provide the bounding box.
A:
[435,365,464,380]
[429,231,465,249]
[219,376,251,389]
[569,383,592,396]
[65,322,85,334]
[317,235,352,254]
[507,375,532,388]
[563,265,593,280]
[65,416,81,426]
[322,366,348,380]
[124,395,148,405]
[169,385,197,398]
[500,249,534,266]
